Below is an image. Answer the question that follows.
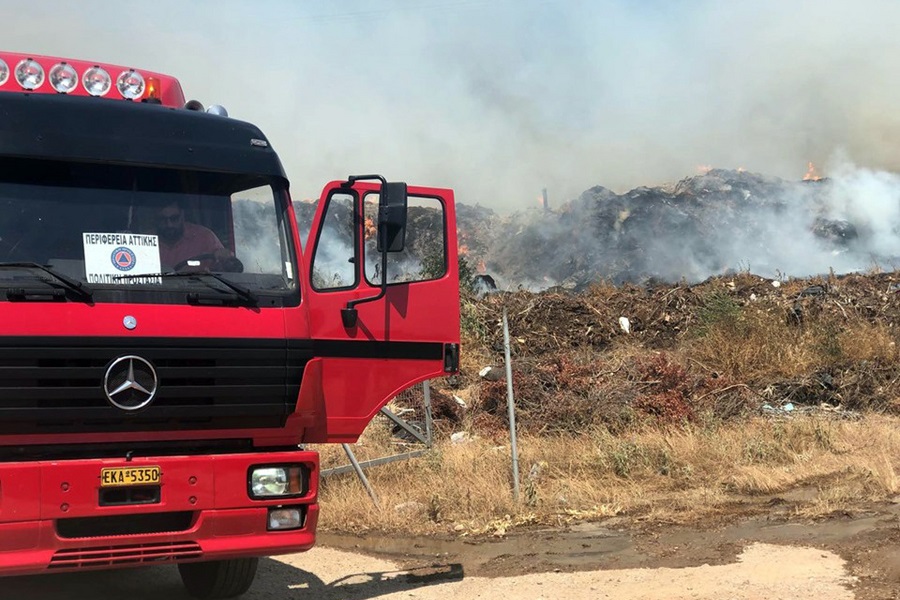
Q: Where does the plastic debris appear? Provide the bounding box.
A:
[479,366,503,381]
[799,285,826,297]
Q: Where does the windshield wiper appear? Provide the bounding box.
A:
[115,271,258,305]
[0,262,93,301]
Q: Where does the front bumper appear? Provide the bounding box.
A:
[0,450,319,576]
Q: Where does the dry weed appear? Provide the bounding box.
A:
[837,322,898,363]
[688,305,821,382]
[314,415,900,534]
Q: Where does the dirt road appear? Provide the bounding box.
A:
[5,507,900,599]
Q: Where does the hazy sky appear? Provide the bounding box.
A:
[4,0,900,210]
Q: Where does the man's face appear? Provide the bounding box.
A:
[156,205,185,243]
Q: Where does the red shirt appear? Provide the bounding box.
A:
[159,222,224,269]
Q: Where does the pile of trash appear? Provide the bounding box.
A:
[468,270,900,356]
[470,168,893,290]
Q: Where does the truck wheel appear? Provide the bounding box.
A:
[178,558,259,599]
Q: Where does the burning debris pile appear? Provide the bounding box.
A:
[477,167,897,290]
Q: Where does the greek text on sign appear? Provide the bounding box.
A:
[83,233,162,285]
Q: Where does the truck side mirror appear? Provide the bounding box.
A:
[377,182,407,253]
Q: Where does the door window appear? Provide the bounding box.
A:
[310,192,357,290]
[363,194,446,285]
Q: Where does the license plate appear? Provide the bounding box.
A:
[100,466,161,487]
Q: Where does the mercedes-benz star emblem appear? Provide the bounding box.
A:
[123,315,137,330]
[103,355,158,411]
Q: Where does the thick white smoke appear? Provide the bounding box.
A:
[7,1,900,287]
[4,1,900,212]
[485,157,900,288]
[825,157,900,261]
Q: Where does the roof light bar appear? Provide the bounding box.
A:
[0,51,187,106]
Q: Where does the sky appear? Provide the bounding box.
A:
[4,0,900,211]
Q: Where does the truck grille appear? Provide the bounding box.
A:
[0,337,308,434]
[57,511,195,538]
[49,541,202,569]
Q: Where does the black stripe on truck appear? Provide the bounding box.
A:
[0,337,445,435]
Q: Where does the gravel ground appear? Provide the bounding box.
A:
[2,542,855,600]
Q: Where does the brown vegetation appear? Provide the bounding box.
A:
[316,271,900,535]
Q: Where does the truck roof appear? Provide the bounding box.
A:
[0,51,186,106]
[0,92,287,180]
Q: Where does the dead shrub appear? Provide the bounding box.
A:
[831,361,900,412]
[838,322,898,363]
[632,354,695,424]
[688,304,820,382]
[473,351,640,435]
[634,389,694,424]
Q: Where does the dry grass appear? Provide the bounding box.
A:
[837,322,898,363]
[686,300,900,393]
[314,414,900,535]
[688,304,824,381]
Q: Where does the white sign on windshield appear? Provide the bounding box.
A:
[83,233,162,285]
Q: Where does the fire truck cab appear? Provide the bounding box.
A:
[0,52,460,598]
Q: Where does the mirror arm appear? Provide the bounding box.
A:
[343,174,386,188]
[341,175,391,329]
[342,226,389,329]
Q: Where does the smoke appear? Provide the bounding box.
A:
[4,0,900,213]
[484,155,900,289]
[825,158,900,259]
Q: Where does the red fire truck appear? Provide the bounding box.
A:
[0,52,460,598]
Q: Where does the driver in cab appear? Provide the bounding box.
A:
[154,200,237,271]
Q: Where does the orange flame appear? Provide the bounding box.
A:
[364,217,376,240]
[697,164,713,175]
[476,259,486,274]
[803,162,822,181]
[458,245,469,255]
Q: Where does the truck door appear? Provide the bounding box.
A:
[298,179,460,443]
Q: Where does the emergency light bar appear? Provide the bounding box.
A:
[0,51,186,108]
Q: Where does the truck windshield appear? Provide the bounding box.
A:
[0,158,297,303]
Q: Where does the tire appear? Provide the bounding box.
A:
[178,558,259,599]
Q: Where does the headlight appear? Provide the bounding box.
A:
[49,62,78,94]
[0,59,9,87]
[83,66,112,96]
[249,465,305,499]
[15,58,44,90]
[116,69,145,100]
